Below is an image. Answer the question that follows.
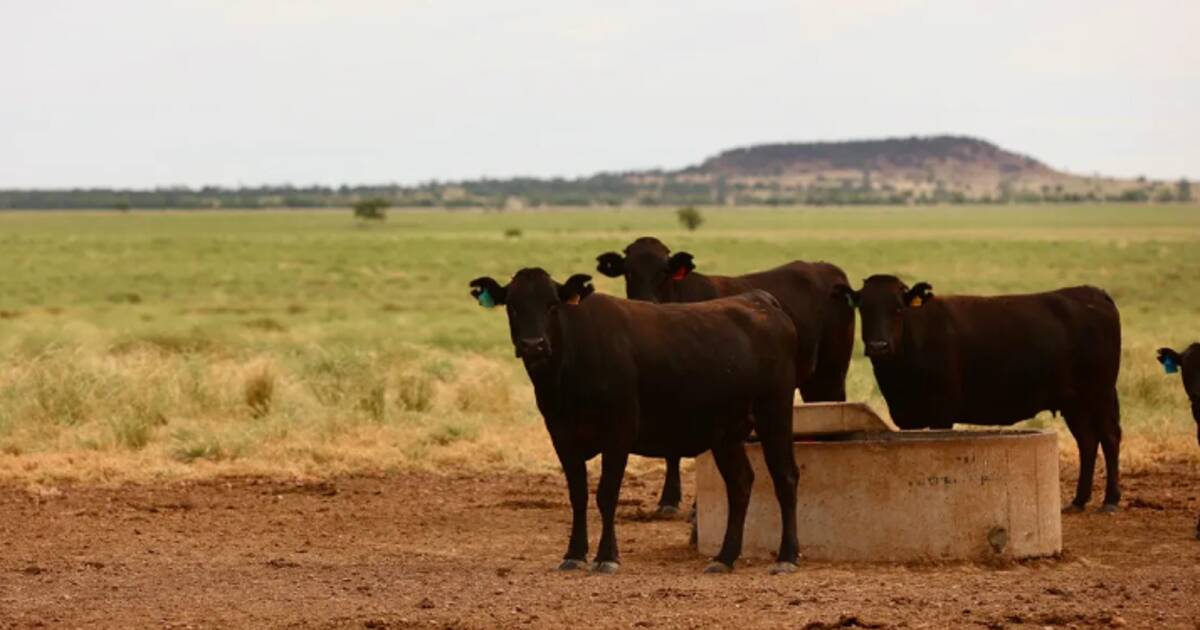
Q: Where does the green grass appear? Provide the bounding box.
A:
[0,205,1198,481]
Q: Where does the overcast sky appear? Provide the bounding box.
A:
[3,1,1197,188]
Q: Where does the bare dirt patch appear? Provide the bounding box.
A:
[0,462,1197,629]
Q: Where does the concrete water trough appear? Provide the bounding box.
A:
[696,403,1062,562]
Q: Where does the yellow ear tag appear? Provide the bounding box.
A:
[909,296,923,308]
[566,295,581,306]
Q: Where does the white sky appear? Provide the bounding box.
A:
[2,0,1198,188]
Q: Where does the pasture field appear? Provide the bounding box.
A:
[2,205,1200,629]
[0,205,1199,483]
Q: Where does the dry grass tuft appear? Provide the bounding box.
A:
[242,363,276,418]
[243,317,288,332]
[394,371,434,412]
[451,357,514,414]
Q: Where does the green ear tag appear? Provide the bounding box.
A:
[477,288,496,308]
[1163,355,1179,374]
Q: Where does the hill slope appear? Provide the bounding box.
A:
[656,135,1154,205]
[689,136,1051,177]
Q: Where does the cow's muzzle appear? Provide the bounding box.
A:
[516,337,551,362]
[865,340,892,358]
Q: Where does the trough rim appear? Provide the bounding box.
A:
[784,427,1059,445]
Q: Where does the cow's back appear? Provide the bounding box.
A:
[559,292,796,454]
[711,261,845,324]
[710,261,849,375]
[898,286,1120,425]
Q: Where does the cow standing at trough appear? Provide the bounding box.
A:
[469,268,801,574]
[1155,344,1200,539]
[834,276,1123,512]
[596,237,854,514]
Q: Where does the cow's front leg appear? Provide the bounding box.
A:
[557,452,589,571]
[592,450,629,573]
[1063,410,1098,512]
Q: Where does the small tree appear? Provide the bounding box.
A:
[353,197,389,222]
[677,206,704,231]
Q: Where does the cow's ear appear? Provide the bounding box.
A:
[469,277,507,308]
[1158,347,1182,374]
[667,252,695,281]
[596,252,625,278]
[832,284,859,308]
[904,282,933,308]
[558,274,595,305]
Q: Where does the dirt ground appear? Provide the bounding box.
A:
[1,461,1198,630]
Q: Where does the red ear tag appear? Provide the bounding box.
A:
[671,267,688,281]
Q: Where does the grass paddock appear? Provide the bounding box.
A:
[0,205,1198,483]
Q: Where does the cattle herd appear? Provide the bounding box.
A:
[469,236,1200,575]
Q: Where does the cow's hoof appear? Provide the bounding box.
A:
[1061,503,1085,514]
[590,561,620,575]
[1098,503,1119,514]
[558,558,588,571]
[703,561,733,574]
[769,561,799,575]
[654,505,683,519]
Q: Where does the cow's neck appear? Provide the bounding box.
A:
[868,308,933,414]
[523,308,574,414]
[668,273,722,302]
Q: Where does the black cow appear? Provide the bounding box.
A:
[834,276,1123,512]
[469,268,800,574]
[1155,344,1200,539]
[596,237,854,514]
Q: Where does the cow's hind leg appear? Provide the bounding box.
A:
[705,437,754,573]
[1063,406,1099,512]
[1097,391,1122,512]
[755,394,800,573]
[592,450,629,573]
[655,456,683,517]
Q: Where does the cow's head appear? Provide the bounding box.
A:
[596,236,694,302]
[469,268,594,366]
[1157,344,1200,445]
[833,275,933,359]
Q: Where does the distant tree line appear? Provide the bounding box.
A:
[0,175,1193,209]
